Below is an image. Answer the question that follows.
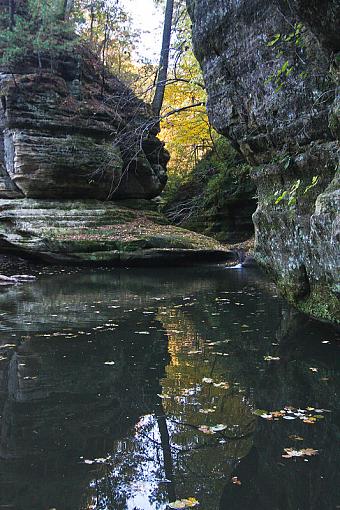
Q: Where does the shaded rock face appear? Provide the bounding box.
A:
[0,54,169,200]
[187,0,340,321]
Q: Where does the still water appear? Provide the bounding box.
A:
[0,264,339,510]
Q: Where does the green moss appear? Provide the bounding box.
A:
[298,286,340,323]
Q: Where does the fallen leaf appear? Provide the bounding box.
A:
[282,448,318,459]
[253,409,268,416]
[213,382,230,389]
[211,424,228,432]
[198,425,215,435]
[260,413,273,420]
[232,476,242,486]
[168,497,199,508]
[202,377,214,384]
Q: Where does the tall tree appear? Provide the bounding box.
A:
[8,0,15,30]
[62,0,75,19]
[152,0,174,116]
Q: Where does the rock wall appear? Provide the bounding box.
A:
[0,52,169,200]
[187,0,340,321]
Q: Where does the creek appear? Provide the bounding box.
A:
[0,264,339,510]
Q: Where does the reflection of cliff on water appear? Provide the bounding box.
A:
[0,315,169,510]
[0,265,274,334]
[0,265,339,510]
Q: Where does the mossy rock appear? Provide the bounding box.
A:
[0,198,235,265]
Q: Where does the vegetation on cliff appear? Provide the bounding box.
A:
[163,137,256,243]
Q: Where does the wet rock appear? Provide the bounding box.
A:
[0,198,235,265]
[187,0,340,322]
[242,256,257,268]
[0,273,36,285]
[0,274,16,285]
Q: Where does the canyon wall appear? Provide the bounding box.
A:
[187,0,340,321]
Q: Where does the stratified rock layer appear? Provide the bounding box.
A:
[0,53,168,200]
[187,0,340,321]
[0,199,234,264]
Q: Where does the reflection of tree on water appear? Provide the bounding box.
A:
[84,308,256,510]
[84,301,339,510]
[0,266,339,510]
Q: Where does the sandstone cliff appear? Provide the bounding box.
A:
[187,0,340,321]
[0,48,234,264]
[0,50,168,200]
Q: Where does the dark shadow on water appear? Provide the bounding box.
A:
[0,265,338,509]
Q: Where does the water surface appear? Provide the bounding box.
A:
[0,265,339,510]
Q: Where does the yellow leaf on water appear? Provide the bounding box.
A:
[213,382,230,389]
[168,497,199,508]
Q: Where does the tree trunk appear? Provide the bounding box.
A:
[152,0,174,117]
[90,3,95,41]
[155,401,176,503]
[62,0,75,20]
[8,0,15,30]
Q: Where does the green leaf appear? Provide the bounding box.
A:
[304,175,319,194]
[267,33,281,47]
[275,190,288,204]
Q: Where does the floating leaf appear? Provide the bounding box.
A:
[198,425,215,435]
[253,409,268,416]
[289,435,304,441]
[282,448,318,459]
[213,382,230,389]
[211,424,228,432]
[232,476,242,486]
[264,356,280,361]
[168,498,199,509]
[199,408,216,414]
[260,413,273,420]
